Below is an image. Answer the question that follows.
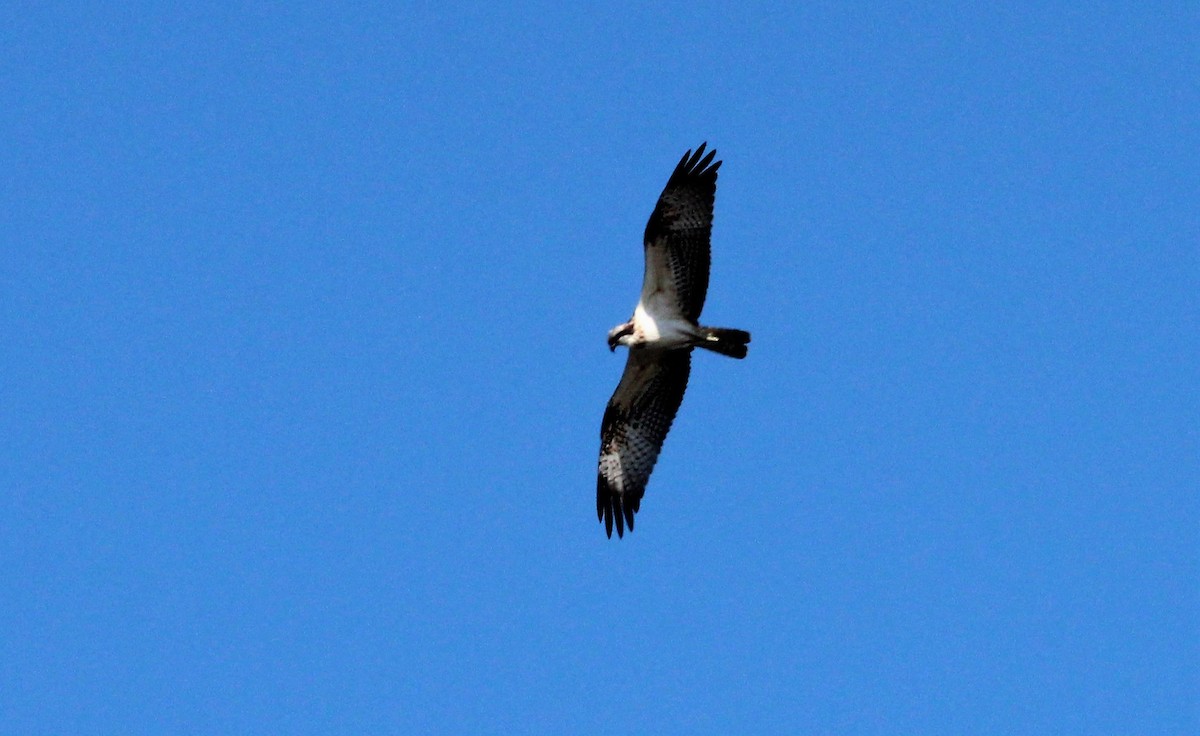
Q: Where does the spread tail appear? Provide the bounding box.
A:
[697,327,750,359]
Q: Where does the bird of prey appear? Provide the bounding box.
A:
[597,143,750,538]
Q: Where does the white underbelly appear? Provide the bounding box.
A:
[634,298,694,347]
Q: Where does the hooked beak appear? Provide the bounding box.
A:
[607,322,632,352]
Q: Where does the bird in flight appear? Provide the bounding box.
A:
[597,143,750,538]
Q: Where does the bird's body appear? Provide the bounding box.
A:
[597,144,750,538]
[629,297,697,347]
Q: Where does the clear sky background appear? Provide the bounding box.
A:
[2,2,1196,733]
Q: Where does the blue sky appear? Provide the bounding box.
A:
[2,2,1196,733]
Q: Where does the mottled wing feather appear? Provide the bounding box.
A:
[642,143,720,322]
[597,348,692,538]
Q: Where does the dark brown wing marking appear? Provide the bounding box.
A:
[642,143,720,322]
[597,348,692,538]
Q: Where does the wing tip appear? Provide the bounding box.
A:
[680,142,721,178]
[597,476,634,539]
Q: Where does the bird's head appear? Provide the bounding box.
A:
[607,322,634,352]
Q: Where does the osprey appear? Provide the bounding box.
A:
[598,143,750,538]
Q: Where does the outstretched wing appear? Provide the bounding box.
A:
[641,143,721,322]
[597,348,692,538]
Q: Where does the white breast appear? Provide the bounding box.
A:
[633,302,661,341]
[633,294,695,347]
